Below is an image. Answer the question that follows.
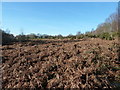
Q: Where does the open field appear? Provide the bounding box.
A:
[2,38,120,89]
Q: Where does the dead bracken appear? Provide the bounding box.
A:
[2,38,120,89]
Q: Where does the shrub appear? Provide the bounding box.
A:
[76,34,84,39]
[1,29,16,45]
[26,33,38,39]
[66,34,76,40]
[99,32,114,40]
[15,35,28,42]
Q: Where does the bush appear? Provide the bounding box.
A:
[70,36,76,40]
[99,32,114,40]
[76,34,84,39]
[66,34,76,40]
[26,33,38,39]
[15,35,28,42]
[1,29,16,45]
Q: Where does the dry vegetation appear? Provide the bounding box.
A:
[2,38,120,89]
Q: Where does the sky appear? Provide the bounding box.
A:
[2,2,118,36]
[2,0,120,2]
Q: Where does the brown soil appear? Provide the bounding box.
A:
[2,38,120,89]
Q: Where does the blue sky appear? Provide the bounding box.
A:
[2,2,118,36]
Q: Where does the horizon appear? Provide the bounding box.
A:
[2,2,118,36]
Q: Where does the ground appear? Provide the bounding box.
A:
[1,38,120,89]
